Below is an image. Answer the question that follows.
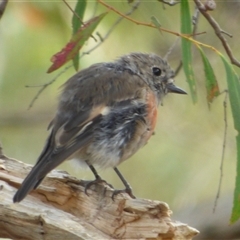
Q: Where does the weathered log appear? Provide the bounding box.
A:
[0,154,199,240]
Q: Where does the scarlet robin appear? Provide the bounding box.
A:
[13,52,186,203]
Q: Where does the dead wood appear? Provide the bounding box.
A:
[0,156,199,240]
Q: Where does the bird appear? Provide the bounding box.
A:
[13,52,187,203]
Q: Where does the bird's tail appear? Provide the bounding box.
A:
[13,159,50,203]
[13,132,92,203]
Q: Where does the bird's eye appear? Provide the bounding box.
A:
[152,67,162,76]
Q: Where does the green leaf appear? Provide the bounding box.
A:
[220,55,240,223]
[47,12,107,73]
[73,52,80,71]
[232,134,240,223]
[198,47,220,103]
[72,0,87,34]
[72,0,87,71]
[151,16,161,28]
[181,0,197,103]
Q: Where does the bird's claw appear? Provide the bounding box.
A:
[82,177,113,196]
[111,187,136,201]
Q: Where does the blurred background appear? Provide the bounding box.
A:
[1,1,240,238]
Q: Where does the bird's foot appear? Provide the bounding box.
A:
[82,176,113,196]
[111,186,136,200]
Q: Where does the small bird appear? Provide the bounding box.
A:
[13,52,186,203]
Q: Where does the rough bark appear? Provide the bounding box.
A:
[0,155,199,240]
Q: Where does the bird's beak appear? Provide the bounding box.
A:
[166,83,187,94]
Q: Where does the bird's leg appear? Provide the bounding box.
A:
[82,161,113,196]
[88,163,101,181]
[111,167,136,200]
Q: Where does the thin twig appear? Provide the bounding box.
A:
[194,0,240,67]
[27,65,73,109]
[62,0,84,25]
[27,1,141,109]
[82,1,140,56]
[164,37,180,60]
[213,90,228,213]
[220,30,233,38]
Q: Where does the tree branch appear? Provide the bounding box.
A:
[194,0,240,67]
[213,90,228,213]
[0,156,199,239]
